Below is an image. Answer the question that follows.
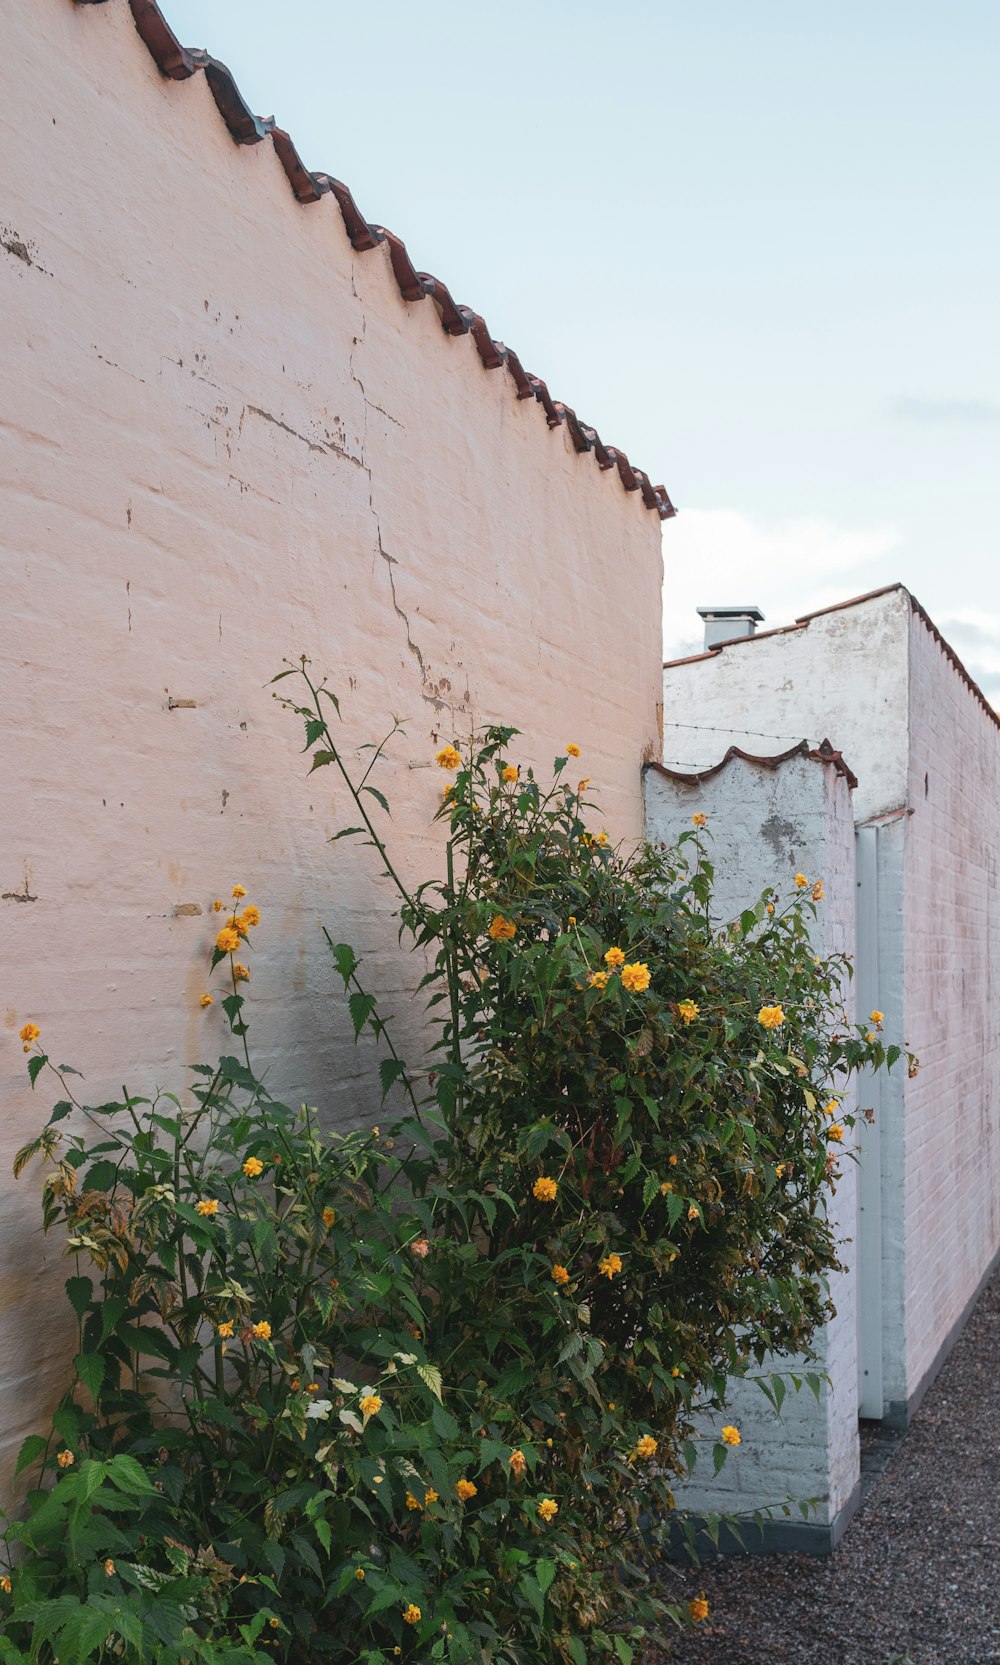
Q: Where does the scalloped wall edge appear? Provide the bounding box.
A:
[76,0,676,522]
[644,738,859,791]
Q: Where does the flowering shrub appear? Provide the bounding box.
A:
[1,663,912,1665]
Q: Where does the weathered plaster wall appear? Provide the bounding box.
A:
[0,0,665,1486]
[661,588,911,823]
[901,611,1000,1411]
[643,753,860,1542]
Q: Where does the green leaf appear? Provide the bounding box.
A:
[379,1057,408,1101]
[566,1640,587,1665]
[614,1638,634,1665]
[329,941,357,982]
[329,826,366,842]
[14,1433,48,1476]
[349,992,376,1039]
[28,1054,48,1087]
[361,784,391,817]
[74,1352,106,1401]
[308,749,337,772]
[105,1453,155,1495]
[535,1558,556,1595]
[304,718,326,749]
[519,1573,545,1623]
[713,1442,728,1475]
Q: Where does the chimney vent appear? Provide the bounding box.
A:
[696,605,765,650]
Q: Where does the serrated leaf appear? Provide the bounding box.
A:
[535,1558,556,1595]
[28,1054,48,1087]
[308,749,337,772]
[14,1433,48,1476]
[361,784,391,816]
[74,1351,106,1401]
[348,992,376,1040]
[416,1363,443,1402]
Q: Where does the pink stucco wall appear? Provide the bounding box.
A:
[0,0,665,1485]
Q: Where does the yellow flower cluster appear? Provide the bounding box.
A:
[196,1199,219,1217]
[677,999,699,1024]
[402,1604,421,1626]
[251,1320,271,1340]
[589,971,609,990]
[566,743,581,758]
[56,1450,75,1469]
[359,1393,383,1418]
[217,1321,234,1338]
[721,1425,741,1447]
[634,1435,658,1460]
[604,947,625,969]
[200,993,213,1008]
[550,1263,570,1285]
[215,926,241,955]
[812,881,824,901]
[533,1176,558,1203]
[488,915,517,942]
[501,764,519,783]
[537,1497,558,1522]
[828,1123,844,1143]
[19,1023,40,1052]
[508,1449,527,1477]
[871,1009,884,1026]
[436,745,461,770]
[689,1594,709,1623]
[455,1478,478,1501]
[598,1253,623,1280]
[794,873,808,889]
[757,1004,785,1029]
[621,962,651,993]
[691,812,707,828]
[242,1156,264,1178]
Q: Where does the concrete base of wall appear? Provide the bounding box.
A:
[883,1237,1000,1429]
[664,1480,862,1561]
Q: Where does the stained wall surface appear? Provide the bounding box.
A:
[662,587,1000,1422]
[644,753,860,1543]
[0,0,666,1485]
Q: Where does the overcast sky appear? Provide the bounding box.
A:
[162,0,1000,694]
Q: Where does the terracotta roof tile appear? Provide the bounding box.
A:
[80,0,675,522]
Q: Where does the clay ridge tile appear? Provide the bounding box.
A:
[644,738,858,791]
[84,0,675,523]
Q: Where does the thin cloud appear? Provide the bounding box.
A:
[891,396,1000,425]
[661,508,902,662]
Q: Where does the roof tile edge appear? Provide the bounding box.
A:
[78,0,675,521]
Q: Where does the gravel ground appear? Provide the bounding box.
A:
[654,1265,1000,1665]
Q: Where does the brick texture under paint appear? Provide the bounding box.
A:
[0,0,664,1491]
[644,753,859,1528]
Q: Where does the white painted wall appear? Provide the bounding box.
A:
[0,0,666,1488]
[644,751,860,1537]
[663,586,1000,1422]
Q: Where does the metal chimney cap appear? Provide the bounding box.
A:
[696,606,765,622]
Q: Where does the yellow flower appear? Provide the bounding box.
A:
[18,1023,40,1045]
[488,915,517,942]
[589,971,609,989]
[757,1004,785,1029]
[508,1449,527,1477]
[199,993,214,1008]
[232,885,246,899]
[240,905,261,928]
[502,765,519,783]
[828,1123,844,1143]
[405,1491,422,1511]
[659,1181,673,1195]
[359,1393,383,1418]
[794,873,808,889]
[566,743,581,758]
[866,1029,876,1042]
[766,902,775,914]
[634,1435,658,1460]
[621,962,651,993]
[0,1575,10,1593]
[424,1487,439,1506]
[242,1156,264,1178]
[551,1264,570,1286]
[213,900,223,912]
[669,1154,678,1165]
[56,1450,74,1469]
[577,779,591,794]
[671,1366,681,1377]
[402,1604,421,1626]
[354,1567,366,1582]
[533,1176,558,1203]
[251,1320,271,1340]
[721,1425,741,1446]
[196,1199,219,1217]
[871,1009,884,1026]
[537,1497,559,1522]
[598,1253,623,1279]
[823,1099,839,1117]
[322,1206,336,1228]
[596,831,608,846]
[691,813,707,828]
[235,916,250,937]
[687,1204,700,1221]
[567,915,577,926]
[436,745,461,770]
[812,881,825,901]
[689,1594,709,1623]
[215,926,240,955]
[217,1321,234,1338]
[233,963,251,983]
[104,1559,115,1576]
[307,1382,319,1393]
[677,999,699,1024]
[455,1478,478,1501]
[604,947,625,968]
